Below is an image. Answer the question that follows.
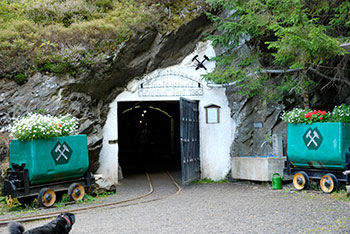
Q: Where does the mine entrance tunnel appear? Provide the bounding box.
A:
[118,101,181,175]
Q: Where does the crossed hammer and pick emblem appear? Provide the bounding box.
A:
[303,127,323,150]
[51,142,73,165]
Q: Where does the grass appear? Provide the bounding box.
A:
[330,190,350,202]
[55,194,70,208]
[286,181,350,202]
[193,178,229,184]
[0,0,207,81]
[282,188,291,193]
[308,181,320,191]
[0,190,116,213]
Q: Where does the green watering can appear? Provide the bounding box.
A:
[272,173,283,190]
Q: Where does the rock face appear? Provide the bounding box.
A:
[0,14,213,173]
[225,86,288,157]
[0,133,9,184]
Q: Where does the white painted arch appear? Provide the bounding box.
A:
[96,41,236,189]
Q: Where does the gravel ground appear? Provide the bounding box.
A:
[2,172,350,234]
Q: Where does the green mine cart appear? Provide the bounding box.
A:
[2,135,95,207]
[284,123,350,193]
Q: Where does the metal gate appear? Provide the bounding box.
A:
[180,97,200,185]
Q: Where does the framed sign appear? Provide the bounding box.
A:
[205,104,221,124]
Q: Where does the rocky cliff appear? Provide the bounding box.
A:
[0,14,213,175]
[225,86,287,157]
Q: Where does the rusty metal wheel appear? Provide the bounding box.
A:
[38,188,56,207]
[293,171,309,191]
[320,173,338,194]
[68,183,85,202]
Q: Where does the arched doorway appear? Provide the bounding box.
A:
[118,101,181,175]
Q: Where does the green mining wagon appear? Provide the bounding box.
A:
[284,123,350,193]
[2,135,95,207]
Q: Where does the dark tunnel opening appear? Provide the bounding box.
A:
[118,101,181,175]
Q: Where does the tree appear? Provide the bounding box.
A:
[205,0,350,108]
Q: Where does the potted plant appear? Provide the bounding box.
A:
[282,105,350,193]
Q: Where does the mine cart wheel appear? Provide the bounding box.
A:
[320,173,338,194]
[6,195,14,208]
[38,188,56,207]
[68,183,85,202]
[293,171,310,191]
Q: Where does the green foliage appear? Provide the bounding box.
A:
[14,73,28,85]
[25,0,102,27]
[330,105,350,123]
[78,194,96,204]
[330,190,350,202]
[205,0,349,101]
[0,0,206,81]
[55,194,70,208]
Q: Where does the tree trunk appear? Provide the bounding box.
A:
[303,89,310,109]
[301,72,310,109]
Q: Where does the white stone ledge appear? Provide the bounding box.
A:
[231,156,286,182]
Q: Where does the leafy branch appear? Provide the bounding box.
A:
[205,0,350,107]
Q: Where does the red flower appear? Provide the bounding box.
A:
[319,117,323,120]
[312,110,317,114]
[304,113,311,118]
[58,124,62,127]
[321,111,326,115]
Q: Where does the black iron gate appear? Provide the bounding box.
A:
[180,98,200,185]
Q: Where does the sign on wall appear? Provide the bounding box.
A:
[138,71,203,97]
[204,104,221,124]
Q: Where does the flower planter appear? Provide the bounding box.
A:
[9,135,89,185]
[282,106,350,193]
[287,122,350,170]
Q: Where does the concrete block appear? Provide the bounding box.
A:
[231,156,286,182]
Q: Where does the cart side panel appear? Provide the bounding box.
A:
[9,135,89,185]
[287,123,350,170]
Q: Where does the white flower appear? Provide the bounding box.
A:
[11,112,79,140]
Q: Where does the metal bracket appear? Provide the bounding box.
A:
[108,139,118,144]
